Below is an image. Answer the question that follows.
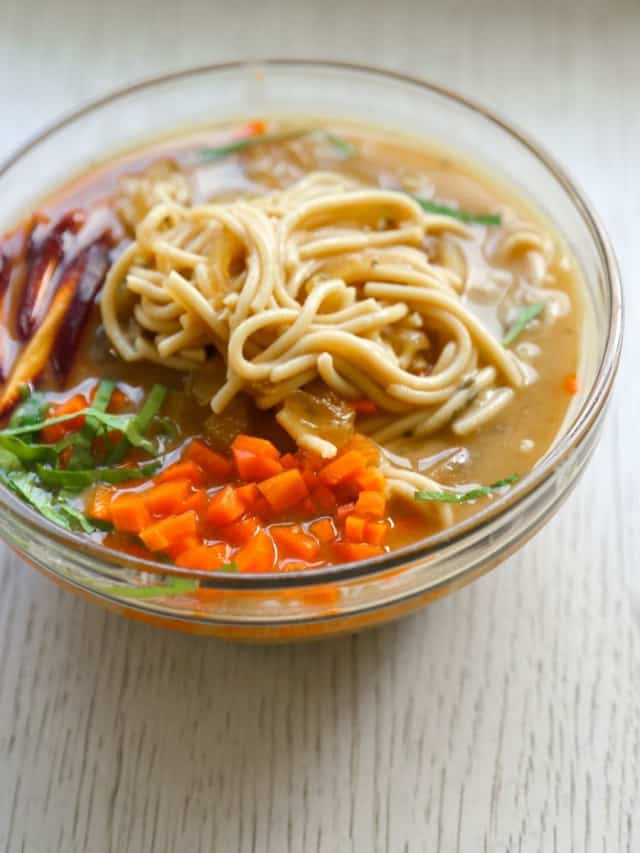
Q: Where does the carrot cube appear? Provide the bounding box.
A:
[110,493,152,534]
[355,490,386,519]
[235,529,276,573]
[344,514,367,542]
[156,460,204,485]
[231,434,280,459]
[309,518,337,544]
[144,478,191,516]
[318,451,366,486]
[140,511,198,552]
[176,543,229,571]
[206,485,245,527]
[271,525,320,561]
[257,469,309,514]
[184,440,233,481]
[220,515,259,546]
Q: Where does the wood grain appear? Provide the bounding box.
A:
[0,0,638,850]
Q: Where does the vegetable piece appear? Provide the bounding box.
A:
[309,518,337,544]
[175,543,229,571]
[144,478,191,516]
[139,510,199,552]
[5,470,83,531]
[184,440,233,481]
[310,484,337,512]
[66,381,114,469]
[564,373,579,395]
[41,394,88,444]
[344,514,367,543]
[501,303,545,347]
[0,274,77,415]
[206,485,245,527]
[8,389,48,429]
[280,453,298,469]
[364,520,390,546]
[220,515,259,546]
[106,383,168,463]
[236,482,260,510]
[35,461,159,490]
[110,493,153,533]
[355,490,386,519]
[414,474,520,503]
[164,533,201,561]
[335,501,356,522]
[350,466,386,493]
[85,485,114,523]
[51,237,111,381]
[411,195,501,226]
[318,450,367,487]
[234,530,276,573]
[232,448,283,481]
[271,525,320,561]
[257,469,309,514]
[0,434,58,466]
[200,128,356,161]
[17,210,84,340]
[181,489,208,515]
[155,460,203,485]
[352,399,378,416]
[231,434,280,460]
[94,573,198,599]
[332,542,385,563]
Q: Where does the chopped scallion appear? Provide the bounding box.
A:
[502,303,545,347]
[415,474,520,503]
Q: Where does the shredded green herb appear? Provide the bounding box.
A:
[502,303,545,347]
[0,383,170,533]
[35,461,160,491]
[199,128,357,161]
[94,576,198,599]
[411,195,502,225]
[415,474,520,504]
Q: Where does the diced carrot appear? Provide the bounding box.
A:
[156,461,204,485]
[335,501,356,522]
[350,467,386,493]
[352,399,378,416]
[164,533,201,561]
[236,482,260,509]
[206,485,245,527]
[272,524,320,561]
[41,394,88,443]
[176,542,228,571]
[343,434,380,466]
[309,518,337,544]
[301,466,318,490]
[311,484,337,512]
[111,493,153,534]
[181,489,208,516]
[318,450,367,486]
[364,520,390,546]
[280,452,298,470]
[235,529,276,573]
[107,388,129,413]
[144,478,191,516]
[333,542,385,563]
[140,511,199,551]
[355,490,386,519]
[564,373,579,395]
[245,119,266,136]
[232,434,280,459]
[344,514,367,542]
[184,440,233,481]
[232,448,283,481]
[258,468,309,514]
[252,496,273,520]
[85,485,114,523]
[220,515,259,546]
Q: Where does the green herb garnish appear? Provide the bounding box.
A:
[415,474,520,503]
[0,383,170,533]
[200,128,357,161]
[35,461,160,491]
[411,195,502,226]
[95,576,198,599]
[501,303,545,347]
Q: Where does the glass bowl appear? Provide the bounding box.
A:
[0,61,623,641]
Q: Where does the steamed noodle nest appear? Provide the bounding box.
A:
[102,172,529,524]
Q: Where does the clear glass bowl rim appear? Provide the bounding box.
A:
[0,59,624,591]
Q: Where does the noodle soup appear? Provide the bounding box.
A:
[0,119,581,574]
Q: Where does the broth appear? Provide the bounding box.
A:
[0,118,582,573]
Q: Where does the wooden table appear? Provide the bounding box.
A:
[0,1,637,850]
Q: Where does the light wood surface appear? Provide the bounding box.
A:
[0,1,638,850]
